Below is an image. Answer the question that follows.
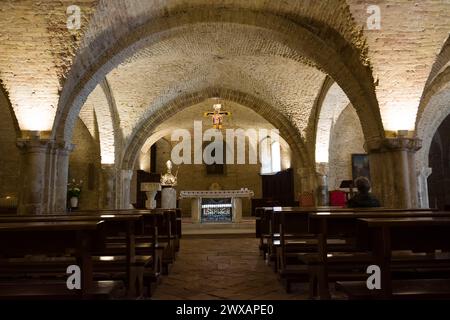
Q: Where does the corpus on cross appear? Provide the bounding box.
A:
[204,102,231,129]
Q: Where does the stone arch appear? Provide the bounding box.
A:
[0,81,20,137]
[314,80,352,164]
[120,88,309,175]
[417,66,450,130]
[416,82,450,172]
[153,137,173,173]
[424,36,450,89]
[99,79,123,166]
[327,104,365,190]
[54,8,383,147]
[416,35,450,135]
[81,82,116,165]
[414,36,450,208]
[0,81,20,200]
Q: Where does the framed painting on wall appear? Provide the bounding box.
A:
[351,154,370,181]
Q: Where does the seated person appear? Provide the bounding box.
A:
[347,177,380,208]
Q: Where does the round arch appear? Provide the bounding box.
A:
[416,81,450,171]
[119,88,309,173]
[54,8,383,146]
[0,82,20,137]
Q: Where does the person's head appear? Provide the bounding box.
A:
[355,177,371,194]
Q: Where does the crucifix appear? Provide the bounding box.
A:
[203,103,232,129]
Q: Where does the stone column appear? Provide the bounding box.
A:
[232,197,243,223]
[297,167,317,203]
[16,135,52,215]
[366,137,422,208]
[316,163,329,206]
[100,164,116,209]
[417,167,432,209]
[52,142,74,213]
[191,198,201,223]
[161,186,177,209]
[118,169,134,209]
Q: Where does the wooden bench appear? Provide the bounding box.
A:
[0,220,121,299]
[262,207,350,270]
[336,279,450,300]
[79,209,179,273]
[0,280,124,300]
[306,211,450,299]
[334,217,450,299]
[0,213,156,298]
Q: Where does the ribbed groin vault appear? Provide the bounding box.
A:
[0,1,449,213]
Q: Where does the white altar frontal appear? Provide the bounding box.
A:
[179,190,254,223]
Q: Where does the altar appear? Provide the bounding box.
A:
[179,190,254,223]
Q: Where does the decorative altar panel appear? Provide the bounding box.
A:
[179,190,254,223]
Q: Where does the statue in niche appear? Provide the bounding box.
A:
[160,160,178,187]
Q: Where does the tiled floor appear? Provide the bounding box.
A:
[152,237,311,300]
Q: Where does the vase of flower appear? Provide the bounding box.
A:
[67,179,83,210]
[70,196,79,208]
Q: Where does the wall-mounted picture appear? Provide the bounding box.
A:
[352,154,370,181]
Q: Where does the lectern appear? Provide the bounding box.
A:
[339,180,354,201]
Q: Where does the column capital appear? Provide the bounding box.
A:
[54,141,75,155]
[365,137,422,153]
[121,169,133,180]
[417,167,432,178]
[16,137,52,153]
[315,162,329,176]
[297,167,315,177]
[101,163,116,171]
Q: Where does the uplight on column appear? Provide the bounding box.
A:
[381,100,417,133]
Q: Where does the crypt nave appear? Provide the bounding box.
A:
[1,0,450,300]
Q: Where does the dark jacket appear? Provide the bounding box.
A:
[347,192,381,208]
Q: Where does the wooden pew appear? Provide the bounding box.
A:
[78,208,181,258]
[0,213,153,298]
[90,209,177,275]
[254,207,274,260]
[262,207,443,297]
[262,207,349,268]
[305,210,450,299]
[276,209,318,293]
[336,217,450,299]
[71,211,163,294]
[0,220,122,299]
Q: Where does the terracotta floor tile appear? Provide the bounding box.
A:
[152,237,311,300]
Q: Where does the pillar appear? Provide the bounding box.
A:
[297,167,317,201]
[51,142,74,212]
[118,169,134,209]
[161,186,177,209]
[366,137,422,208]
[101,164,116,209]
[316,163,329,206]
[417,167,432,209]
[17,134,51,215]
[17,135,74,215]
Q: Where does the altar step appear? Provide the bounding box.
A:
[181,218,255,238]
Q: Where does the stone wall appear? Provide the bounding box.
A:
[69,119,101,210]
[328,105,365,191]
[154,137,262,217]
[0,91,19,199]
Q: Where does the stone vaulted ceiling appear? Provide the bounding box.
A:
[348,0,450,132]
[102,24,326,141]
[62,0,382,146]
[0,0,97,132]
[1,0,450,166]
